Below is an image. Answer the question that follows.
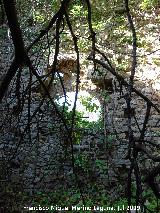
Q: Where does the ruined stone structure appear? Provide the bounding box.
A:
[0,43,160,207]
[87,59,160,138]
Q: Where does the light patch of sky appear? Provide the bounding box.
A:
[55,91,101,122]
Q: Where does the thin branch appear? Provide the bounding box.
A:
[86,0,96,71]
[88,55,160,114]
[144,164,160,198]
[64,10,86,205]
[0,0,72,103]
[124,0,137,82]
[139,103,151,140]
[135,143,160,162]
[27,0,71,52]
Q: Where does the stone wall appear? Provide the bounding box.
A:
[0,36,160,206]
[87,61,160,144]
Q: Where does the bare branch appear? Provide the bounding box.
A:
[144,164,160,198]
[135,143,160,162]
[139,103,151,140]
[124,0,137,82]
[27,0,72,52]
[88,55,160,114]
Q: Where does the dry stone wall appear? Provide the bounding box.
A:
[85,61,160,177]
[0,38,160,198]
[87,61,160,142]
